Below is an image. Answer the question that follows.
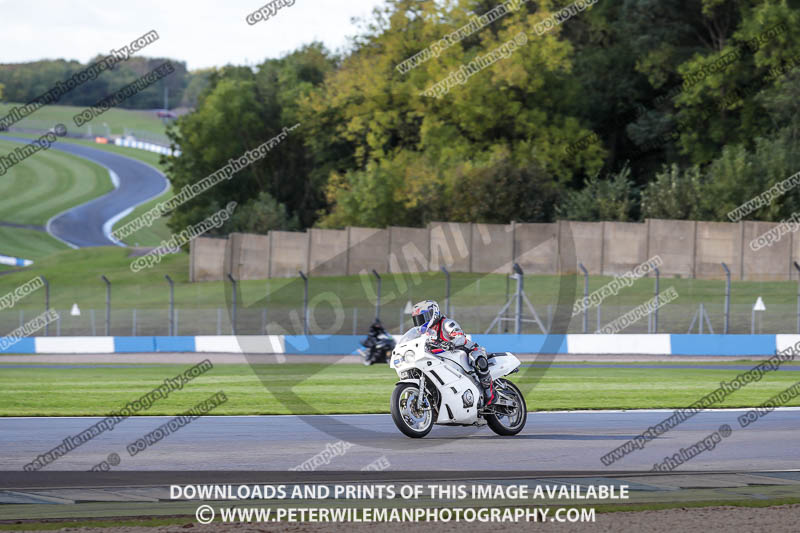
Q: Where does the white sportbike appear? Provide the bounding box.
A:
[389,327,527,438]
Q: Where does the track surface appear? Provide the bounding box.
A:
[2,409,798,471]
[0,135,168,248]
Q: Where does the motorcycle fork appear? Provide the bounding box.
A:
[416,373,426,410]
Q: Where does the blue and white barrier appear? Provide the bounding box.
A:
[0,334,790,356]
[114,136,181,156]
[0,254,33,267]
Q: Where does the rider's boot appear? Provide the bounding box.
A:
[480,374,495,406]
[474,355,495,406]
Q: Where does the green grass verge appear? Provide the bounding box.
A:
[0,247,189,309]
[0,227,67,263]
[0,139,113,225]
[1,362,798,416]
[0,102,168,139]
[3,134,174,247]
[0,137,114,264]
[1,244,800,326]
[112,187,173,247]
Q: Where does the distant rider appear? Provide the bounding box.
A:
[409,300,495,406]
[362,318,388,364]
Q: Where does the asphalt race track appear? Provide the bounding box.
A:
[0,134,168,248]
[2,409,798,472]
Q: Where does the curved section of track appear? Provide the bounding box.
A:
[0,135,168,248]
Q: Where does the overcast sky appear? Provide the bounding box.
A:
[0,0,388,70]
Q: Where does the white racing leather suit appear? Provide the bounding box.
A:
[424,317,495,406]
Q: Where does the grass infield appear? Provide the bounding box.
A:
[0,102,168,138]
[0,134,173,248]
[1,362,799,416]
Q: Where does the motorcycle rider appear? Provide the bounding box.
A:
[362,318,390,365]
[409,300,495,406]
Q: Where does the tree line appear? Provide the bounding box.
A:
[0,57,211,110]
[16,1,800,234]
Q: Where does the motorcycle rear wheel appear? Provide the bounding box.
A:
[485,379,527,436]
[391,383,434,438]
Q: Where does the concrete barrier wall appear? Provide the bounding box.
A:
[564,222,603,274]
[348,227,389,275]
[471,223,514,273]
[742,221,789,280]
[429,222,471,272]
[228,233,270,280]
[308,228,348,276]
[792,230,800,281]
[696,221,741,279]
[194,219,799,281]
[646,219,694,277]
[514,223,557,274]
[269,231,308,278]
[190,237,227,282]
[603,222,647,275]
[388,226,429,274]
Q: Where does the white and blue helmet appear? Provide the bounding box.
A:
[410,300,441,331]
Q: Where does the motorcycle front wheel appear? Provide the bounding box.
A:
[390,383,434,438]
[485,379,527,436]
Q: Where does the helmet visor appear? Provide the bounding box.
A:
[411,313,428,327]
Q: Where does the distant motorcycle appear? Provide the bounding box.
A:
[358,319,396,366]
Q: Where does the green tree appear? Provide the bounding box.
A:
[180,69,213,108]
[228,191,299,233]
[164,45,336,232]
[674,0,800,163]
[313,0,603,227]
[702,132,800,221]
[641,164,706,220]
[557,165,638,221]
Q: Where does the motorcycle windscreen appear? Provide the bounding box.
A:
[398,326,423,344]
